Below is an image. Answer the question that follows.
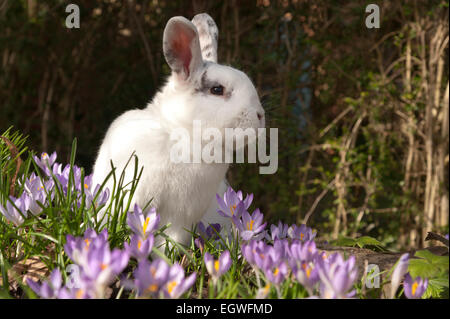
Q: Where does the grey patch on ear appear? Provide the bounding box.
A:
[163,42,182,74]
[201,43,212,53]
[192,13,219,63]
[207,18,215,28]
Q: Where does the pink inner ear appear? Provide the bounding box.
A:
[172,25,194,77]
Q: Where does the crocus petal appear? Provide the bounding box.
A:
[390,253,409,298]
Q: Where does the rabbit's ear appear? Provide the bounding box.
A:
[191,13,218,63]
[163,17,203,80]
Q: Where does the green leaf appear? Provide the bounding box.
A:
[355,236,383,248]
[332,236,356,247]
[429,277,449,289]
[409,258,438,279]
[331,236,387,251]
[422,277,448,299]
[414,250,449,269]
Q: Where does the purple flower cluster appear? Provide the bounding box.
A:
[241,240,289,286]
[125,204,160,260]
[28,228,130,299]
[241,238,357,298]
[26,201,197,299]
[266,221,317,242]
[0,171,56,226]
[27,268,63,299]
[0,152,110,227]
[215,187,318,245]
[124,204,197,298]
[133,259,196,298]
[216,187,266,241]
[33,152,110,210]
[214,187,356,298]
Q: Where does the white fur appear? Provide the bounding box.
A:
[92,14,264,246]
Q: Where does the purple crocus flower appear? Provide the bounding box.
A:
[27,268,63,299]
[63,228,129,298]
[294,261,320,294]
[83,184,110,210]
[204,250,232,283]
[51,162,63,176]
[33,152,57,176]
[0,194,30,226]
[272,239,290,261]
[127,204,160,239]
[54,164,71,191]
[289,240,318,265]
[64,228,109,266]
[197,222,221,239]
[57,286,94,299]
[27,266,95,299]
[195,222,221,251]
[216,187,253,219]
[288,224,316,242]
[162,263,197,299]
[82,174,93,192]
[241,240,269,267]
[403,273,428,299]
[23,172,54,195]
[263,259,289,286]
[81,241,130,293]
[23,176,54,215]
[255,283,272,299]
[245,240,273,271]
[244,240,288,285]
[133,258,196,299]
[70,165,83,192]
[52,164,84,195]
[254,246,275,271]
[234,208,267,241]
[134,259,170,297]
[390,253,409,298]
[266,221,289,241]
[125,234,154,261]
[317,253,358,299]
[194,237,205,252]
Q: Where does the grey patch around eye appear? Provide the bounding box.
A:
[194,71,211,94]
[193,70,231,100]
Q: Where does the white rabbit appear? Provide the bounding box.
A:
[91,13,265,247]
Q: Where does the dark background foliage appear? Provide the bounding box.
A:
[1,0,448,249]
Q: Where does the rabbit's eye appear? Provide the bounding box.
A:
[210,85,224,96]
